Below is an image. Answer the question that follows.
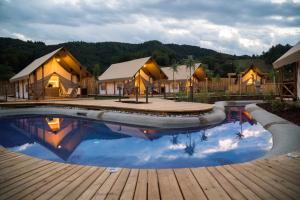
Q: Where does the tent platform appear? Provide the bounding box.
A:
[0,98,214,115]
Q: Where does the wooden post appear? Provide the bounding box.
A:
[27,78,30,100]
[114,81,116,95]
[146,86,148,103]
[135,87,138,103]
[105,82,107,95]
[138,70,141,95]
[205,77,208,93]
[42,65,45,99]
[118,87,121,102]
[239,74,242,96]
[18,81,20,98]
[4,82,7,102]
[22,80,24,99]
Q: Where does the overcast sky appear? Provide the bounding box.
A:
[0,0,300,55]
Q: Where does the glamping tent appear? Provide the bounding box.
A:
[161,63,206,93]
[273,42,300,100]
[228,65,267,86]
[98,57,168,95]
[10,47,91,99]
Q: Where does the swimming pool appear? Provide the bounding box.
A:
[0,107,272,168]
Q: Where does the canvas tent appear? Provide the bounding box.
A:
[161,63,206,93]
[98,57,168,95]
[10,47,91,99]
[273,42,300,100]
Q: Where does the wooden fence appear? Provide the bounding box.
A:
[0,81,15,101]
[193,78,277,95]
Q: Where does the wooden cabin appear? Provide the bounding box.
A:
[161,63,206,93]
[9,47,91,99]
[98,57,168,95]
[273,42,300,100]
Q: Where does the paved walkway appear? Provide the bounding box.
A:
[0,146,299,200]
[0,98,213,114]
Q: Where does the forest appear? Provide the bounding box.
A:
[0,37,292,80]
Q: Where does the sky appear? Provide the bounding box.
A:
[0,0,300,55]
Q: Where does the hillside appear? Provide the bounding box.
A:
[0,37,291,80]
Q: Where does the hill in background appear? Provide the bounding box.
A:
[0,37,292,80]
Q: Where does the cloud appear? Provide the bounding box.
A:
[203,139,239,154]
[0,0,299,55]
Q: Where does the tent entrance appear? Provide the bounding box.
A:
[45,74,60,97]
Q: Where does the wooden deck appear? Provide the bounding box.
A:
[0,98,213,114]
[0,147,300,200]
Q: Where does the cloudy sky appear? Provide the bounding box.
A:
[0,0,300,55]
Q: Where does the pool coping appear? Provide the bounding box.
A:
[0,101,226,129]
[245,103,300,157]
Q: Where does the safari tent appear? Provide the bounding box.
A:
[10,47,91,99]
[228,64,267,86]
[273,42,300,100]
[98,57,168,95]
[161,63,206,93]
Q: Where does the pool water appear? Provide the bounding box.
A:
[0,107,273,168]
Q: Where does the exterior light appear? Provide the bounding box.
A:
[56,58,61,62]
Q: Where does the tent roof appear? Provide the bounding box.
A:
[10,47,90,82]
[98,56,161,81]
[161,63,203,81]
[10,47,63,82]
[273,42,300,69]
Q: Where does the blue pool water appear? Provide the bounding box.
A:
[0,107,272,168]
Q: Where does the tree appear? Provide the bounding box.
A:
[170,59,179,93]
[92,63,101,78]
[184,55,196,101]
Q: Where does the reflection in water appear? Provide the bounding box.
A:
[0,107,273,168]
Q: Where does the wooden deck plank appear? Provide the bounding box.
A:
[233,163,296,200]
[63,167,106,200]
[0,157,41,176]
[35,166,88,200]
[259,158,300,176]
[120,169,139,200]
[22,165,83,200]
[254,160,300,186]
[133,170,147,200]
[106,168,131,200]
[215,166,260,200]
[207,167,246,200]
[157,169,183,200]
[0,159,50,183]
[240,163,300,199]
[91,169,122,200]
[174,168,207,200]
[147,169,160,200]
[0,160,53,189]
[0,163,68,199]
[0,154,26,164]
[0,155,32,169]
[191,167,231,200]
[7,165,77,200]
[50,166,99,200]
[77,169,110,200]
[223,165,277,200]
[0,162,58,196]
